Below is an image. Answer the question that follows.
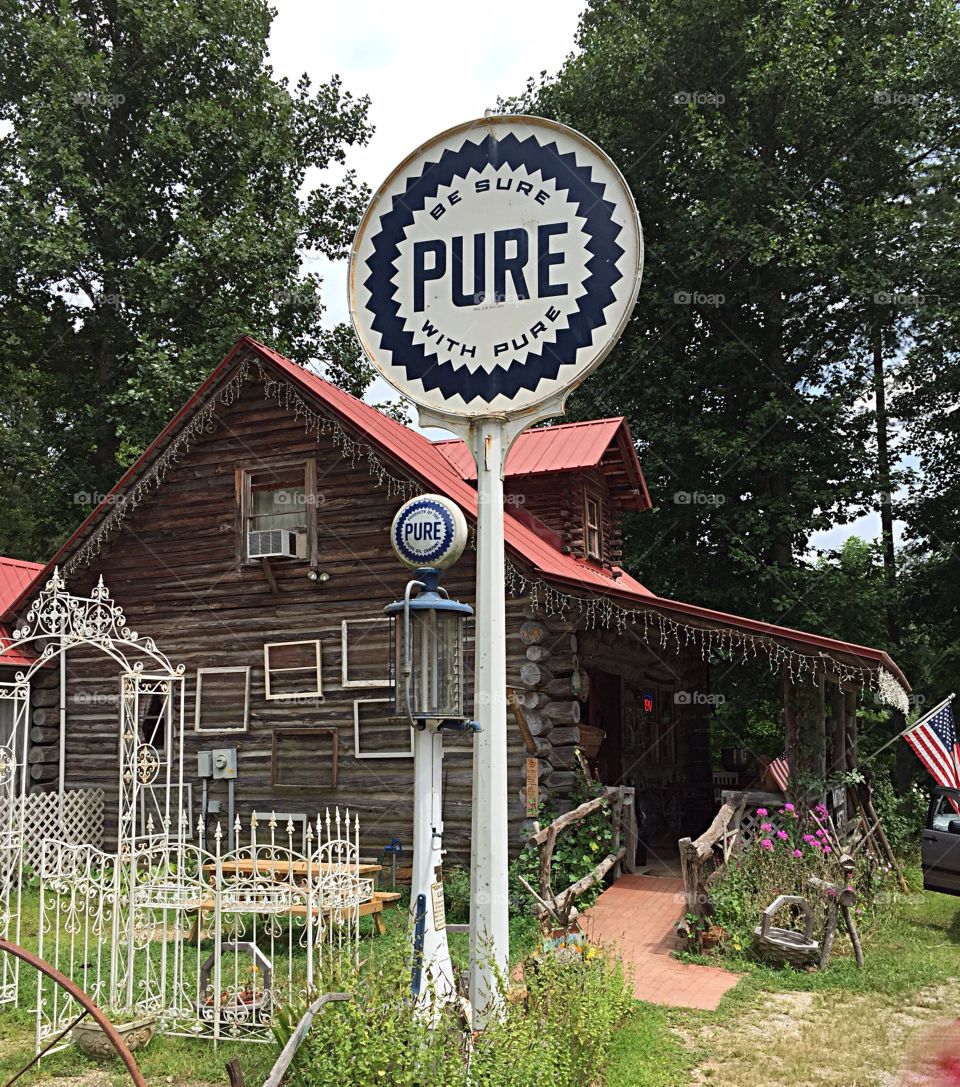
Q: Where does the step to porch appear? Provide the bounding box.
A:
[582,874,740,1010]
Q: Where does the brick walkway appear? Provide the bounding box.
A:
[582,874,740,1010]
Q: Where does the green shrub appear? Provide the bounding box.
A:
[280,942,463,1087]
[707,800,900,956]
[870,771,928,858]
[470,953,633,1087]
[442,866,472,925]
[278,938,632,1087]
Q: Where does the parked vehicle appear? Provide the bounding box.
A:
[922,787,960,896]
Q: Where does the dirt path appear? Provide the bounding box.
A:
[678,979,960,1086]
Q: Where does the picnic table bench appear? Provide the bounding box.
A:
[188,858,400,939]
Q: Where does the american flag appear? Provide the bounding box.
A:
[903,699,960,790]
[768,753,790,793]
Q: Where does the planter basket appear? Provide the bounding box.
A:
[754,894,819,968]
[578,725,605,759]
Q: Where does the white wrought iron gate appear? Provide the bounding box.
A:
[0,679,29,1006]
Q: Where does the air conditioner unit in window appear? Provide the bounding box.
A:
[248,530,300,560]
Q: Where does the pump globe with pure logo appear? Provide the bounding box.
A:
[386,496,472,727]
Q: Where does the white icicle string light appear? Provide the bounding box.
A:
[65,354,420,576]
[503,558,905,699]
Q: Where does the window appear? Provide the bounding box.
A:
[584,492,602,560]
[195,667,251,733]
[237,458,317,564]
[264,640,323,701]
[141,693,167,750]
[659,689,677,764]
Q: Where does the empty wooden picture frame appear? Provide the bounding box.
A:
[353,698,413,759]
[263,639,323,701]
[341,618,392,688]
[271,727,338,789]
[194,667,251,733]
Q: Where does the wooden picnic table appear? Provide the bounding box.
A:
[191,858,399,938]
[206,858,382,881]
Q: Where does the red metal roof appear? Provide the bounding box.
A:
[434,418,652,511]
[0,556,43,670]
[3,337,908,689]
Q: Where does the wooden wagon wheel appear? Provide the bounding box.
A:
[0,936,147,1087]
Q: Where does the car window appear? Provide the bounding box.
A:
[930,793,960,831]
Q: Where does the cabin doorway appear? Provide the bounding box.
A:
[587,670,623,785]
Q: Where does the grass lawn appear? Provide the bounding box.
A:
[0,889,540,1087]
[0,887,955,1085]
[604,889,960,1087]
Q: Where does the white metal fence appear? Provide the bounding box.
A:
[36,809,367,1049]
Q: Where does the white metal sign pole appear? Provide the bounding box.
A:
[468,418,510,1023]
[349,113,643,1031]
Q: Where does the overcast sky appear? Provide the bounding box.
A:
[268,0,586,330]
[266,1,890,552]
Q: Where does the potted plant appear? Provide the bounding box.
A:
[73,1013,157,1058]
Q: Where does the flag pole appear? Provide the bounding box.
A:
[863,692,955,765]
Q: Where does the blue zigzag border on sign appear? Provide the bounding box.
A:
[363,132,625,405]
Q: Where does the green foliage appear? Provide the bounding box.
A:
[870,770,929,858]
[282,943,461,1087]
[283,941,632,1087]
[0,0,372,560]
[442,865,472,926]
[707,801,899,955]
[469,953,633,1087]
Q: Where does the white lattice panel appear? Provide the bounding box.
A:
[0,789,104,872]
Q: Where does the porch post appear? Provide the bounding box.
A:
[829,679,846,778]
[782,672,799,792]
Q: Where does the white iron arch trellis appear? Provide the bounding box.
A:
[0,568,187,1009]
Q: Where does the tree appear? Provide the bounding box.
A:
[0,0,372,561]
[509,0,960,642]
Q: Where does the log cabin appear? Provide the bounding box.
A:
[1,337,910,862]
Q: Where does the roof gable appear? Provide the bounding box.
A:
[1,337,907,691]
[434,418,652,511]
[0,556,43,669]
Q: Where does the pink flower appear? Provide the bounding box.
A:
[803,834,816,844]
[811,840,822,851]
[793,849,803,858]
[776,830,789,841]
[823,845,832,854]
[816,829,828,839]
[783,803,795,812]
[760,822,773,832]
[760,838,774,851]
[815,803,828,816]
[756,808,768,817]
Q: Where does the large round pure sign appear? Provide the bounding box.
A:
[349,115,643,419]
[391,495,468,570]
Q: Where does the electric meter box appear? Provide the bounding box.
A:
[211,748,238,780]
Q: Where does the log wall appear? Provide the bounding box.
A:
[23,378,533,862]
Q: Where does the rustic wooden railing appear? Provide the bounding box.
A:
[518,785,628,931]
[677,791,746,942]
